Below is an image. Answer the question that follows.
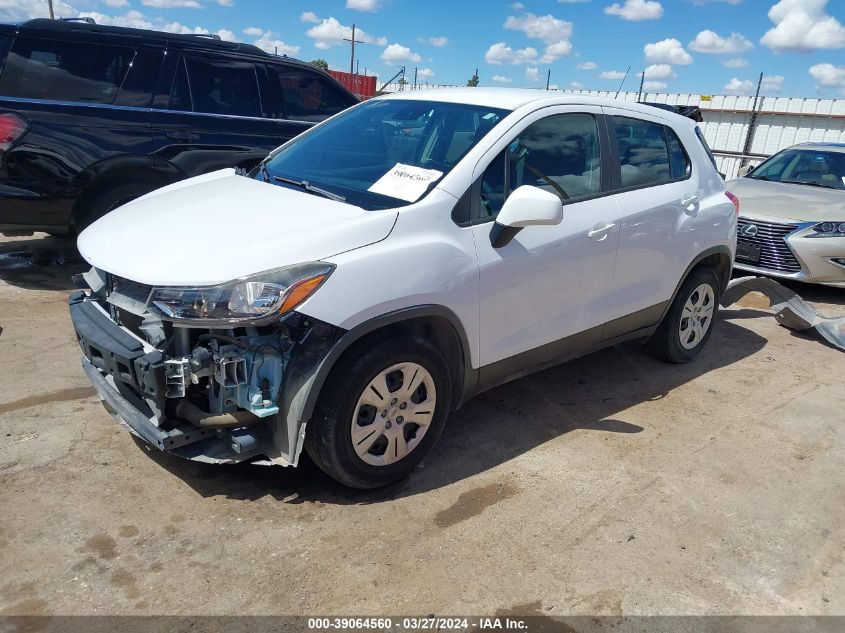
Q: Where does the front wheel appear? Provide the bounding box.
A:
[648,267,720,363]
[305,336,452,489]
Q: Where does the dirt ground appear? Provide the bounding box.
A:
[0,233,843,617]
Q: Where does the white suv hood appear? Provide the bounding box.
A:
[77,169,398,286]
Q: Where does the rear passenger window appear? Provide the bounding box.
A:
[666,128,691,179]
[169,57,192,112]
[114,49,162,108]
[273,68,352,122]
[480,113,601,220]
[184,55,261,117]
[0,37,133,104]
[0,34,12,73]
[613,116,673,188]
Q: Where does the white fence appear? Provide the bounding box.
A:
[381,84,845,181]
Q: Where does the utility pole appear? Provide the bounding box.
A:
[343,24,365,75]
[740,72,764,170]
[414,67,418,90]
[47,0,54,19]
[545,69,551,90]
[637,70,645,101]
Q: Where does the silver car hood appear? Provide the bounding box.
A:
[726,177,845,222]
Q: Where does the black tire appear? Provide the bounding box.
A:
[648,267,720,363]
[74,181,159,232]
[305,336,452,489]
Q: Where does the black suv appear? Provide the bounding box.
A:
[0,18,358,235]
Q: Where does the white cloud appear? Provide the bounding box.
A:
[141,0,201,8]
[643,81,667,90]
[689,29,753,54]
[381,43,422,64]
[0,0,76,20]
[216,28,236,41]
[300,11,319,23]
[417,68,435,79]
[105,0,130,7]
[492,75,513,83]
[641,63,675,79]
[243,26,264,36]
[722,57,749,68]
[306,17,386,49]
[724,77,755,95]
[504,12,574,62]
[809,63,845,90]
[217,0,233,6]
[576,61,598,69]
[570,81,585,89]
[644,38,693,65]
[254,35,300,56]
[427,36,448,47]
[761,0,845,53]
[761,75,784,91]
[559,0,592,3]
[484,42,539,65]
[525,67,540,81]
[508,2,525,9]
[346,0,382,12]
[604,0,663,21]
[600,70,627,79]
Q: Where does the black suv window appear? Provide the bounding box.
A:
[0,34,12,74]
[0,36,133,104]
[480,113,601,220]
[273,67,352,122]
[183,55,261,118]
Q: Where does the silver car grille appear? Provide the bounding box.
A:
[736,218,802,274]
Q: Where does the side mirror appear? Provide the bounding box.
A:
[490,185,563,248]
[738,164,755,178]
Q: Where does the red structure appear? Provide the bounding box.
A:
[329,70,377,99]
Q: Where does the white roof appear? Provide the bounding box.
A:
[379,87,667,116]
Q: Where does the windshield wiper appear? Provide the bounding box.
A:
[789,180,842,191]
[273,175,346,202]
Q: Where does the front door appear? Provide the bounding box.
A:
[470,107,621,370]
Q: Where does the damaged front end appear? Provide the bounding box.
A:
[69,266,343,466]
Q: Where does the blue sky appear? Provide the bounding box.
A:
[4,0,845,97]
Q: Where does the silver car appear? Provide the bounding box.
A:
[727,143,845,288]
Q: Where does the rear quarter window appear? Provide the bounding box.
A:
[0,36,134,104]
[184,55,261,118]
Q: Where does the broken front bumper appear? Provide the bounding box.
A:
[68,290,316,466]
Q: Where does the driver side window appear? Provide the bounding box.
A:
[480,113,601,220]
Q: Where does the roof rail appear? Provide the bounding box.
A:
[59,17,96,24]
[186,33,222,40]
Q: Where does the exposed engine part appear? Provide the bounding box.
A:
[189,346,214,381]
[216,353,247,388]
[174,400,260,428]
[164,358,189,398]
[139,315,167,348]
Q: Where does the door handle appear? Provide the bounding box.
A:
[681,194,699,210]
[166,131,199,142]
[587,222,616,240]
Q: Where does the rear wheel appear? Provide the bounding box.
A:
[74,180,159,232]
[648,267,720,363]
[305,336,451,489]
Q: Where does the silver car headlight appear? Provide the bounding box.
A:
[811,221,845,237]
[147,262,334,324]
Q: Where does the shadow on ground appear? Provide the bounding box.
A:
[139,316,768,505]
[0,235,86,291]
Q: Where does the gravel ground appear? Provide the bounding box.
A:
[0,233,843,617]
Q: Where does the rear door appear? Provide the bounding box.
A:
[600,107,708,325]
[151,51,279,176]
[263,63,357,144]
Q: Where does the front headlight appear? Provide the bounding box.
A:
[811,221,845,237]
[147,262,334,323]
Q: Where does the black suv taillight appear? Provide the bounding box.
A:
[0,112,28,152]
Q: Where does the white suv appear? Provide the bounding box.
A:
[70,89,737,488]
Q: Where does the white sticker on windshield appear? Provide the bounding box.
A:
[367,163,443,202]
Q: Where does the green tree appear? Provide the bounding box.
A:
[466,71,480,87]
[310,59,329,72]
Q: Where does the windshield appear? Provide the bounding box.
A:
[261,99,509,210]
[749,148,845,191]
